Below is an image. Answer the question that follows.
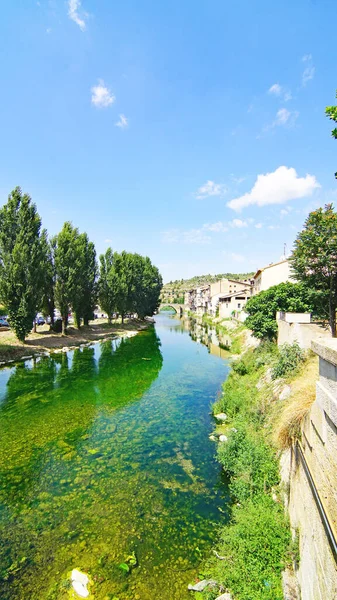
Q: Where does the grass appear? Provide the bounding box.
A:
[272,352,318,449]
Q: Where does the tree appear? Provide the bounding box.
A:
[0,187,44,342]
[72,233,97,327]
[325,91,337,179]
[245,282,316,340]
[98,248,116,324]
[53,222,83,335]
[39,229,55,326]
[290,204,337,337]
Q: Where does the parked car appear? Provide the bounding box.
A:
[36,316,45,326]
[0,317,9,328]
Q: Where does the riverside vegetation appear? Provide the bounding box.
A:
[185,314,311,600]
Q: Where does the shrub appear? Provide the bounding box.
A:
[203,495,290,600]
[272,342,305,379]
[50,319,62,333]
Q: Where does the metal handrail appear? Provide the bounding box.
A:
[297,441,337,563]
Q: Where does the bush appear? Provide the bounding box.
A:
[272,342,305,379]
[203,495,290,600]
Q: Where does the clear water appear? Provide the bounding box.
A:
[0,313,230,599]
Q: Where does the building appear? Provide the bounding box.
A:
[184,278,253,316]
[253,258,293,295]
[218,289,252,319]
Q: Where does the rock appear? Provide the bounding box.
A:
[279,385,291,401]
[214,413,227,421]
[209,434,217,441]
[71,569,89,598]
[231,428,238,433]
[219,435,228,443]
[188,579,217,592]
[215,594,232,600]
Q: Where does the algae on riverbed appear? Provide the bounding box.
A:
[0,316,230,600]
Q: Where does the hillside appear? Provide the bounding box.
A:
[161,272,254,303]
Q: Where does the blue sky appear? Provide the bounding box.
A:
[0,0,336,282]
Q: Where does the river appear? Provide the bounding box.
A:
[0,312,230,600]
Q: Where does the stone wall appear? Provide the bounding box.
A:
[277,317,328,350]
[281,338,337,599]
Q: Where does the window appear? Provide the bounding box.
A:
[226,303,228,308]
[238,303,241,309]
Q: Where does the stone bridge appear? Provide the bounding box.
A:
[158,304,186,316]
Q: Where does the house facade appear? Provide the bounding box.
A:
[185,278,253,317]
[253,259,293,295]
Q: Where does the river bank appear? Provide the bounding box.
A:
[193,340,319,600]
[0,318,152,365]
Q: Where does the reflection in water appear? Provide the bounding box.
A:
[181,316,232,359]
[0,319,229,600]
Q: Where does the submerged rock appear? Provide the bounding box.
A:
[188,579,217,592]
[214,413,227,421]
[71,569,89,598]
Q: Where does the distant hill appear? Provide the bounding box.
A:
[161,272,254,303]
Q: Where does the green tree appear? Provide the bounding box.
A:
[290,204,337,337]
[98,248,116,324]
[72,233,97,327]
[0,187,44,342]
[245,282,315,340]
[39,229,55,326]
[53,222,82,334]
[325,90,337,179]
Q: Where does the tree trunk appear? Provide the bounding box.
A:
[329,298,336,337]
[62,313,67,335]
[121,313,124,324]
[74,312,81,329]
[108,315,112,325]
[33,321,37,333]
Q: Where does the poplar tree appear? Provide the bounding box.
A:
[39,229,55,326]
[0,187,44,342]
[98,249,116,323]
[53,222,82,335]
[326,90,337,179]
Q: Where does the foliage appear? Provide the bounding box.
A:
[204,496,290,600]
[245,282,316,340]
[0,187,44,341]
[272,342,305,379]
[290,204,337,337]
[205,343,292,599]
[325,90,337,178]
[72,232,97,327]
[39,230,55,325]
[98,249,162,322]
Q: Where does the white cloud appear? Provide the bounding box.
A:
[203,221,229,233]
[227,166,320,212]
[195,180,227,199]
[115,114,128,129]
[302,66,315,86]
[223,251,245,263]
[91,80,115,108]
[162,228,211,245]
[104,238,112,244]
[268,225,280,230]
[268,83,282,96]
[268,84,292,102]
[275,108,291,125]
[302,54,312,62]
[280,208,289,216]
[230,218,247,228]
[68,0,87,31]
[255,223,263,229]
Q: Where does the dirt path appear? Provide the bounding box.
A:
[0,318,152,365]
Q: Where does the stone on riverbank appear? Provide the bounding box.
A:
[214,413,227,421]
[219,434,228,442]
[215,594,232,600]
[71,569,89,598]
[188,579,217,592]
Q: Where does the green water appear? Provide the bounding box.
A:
[0,314,230,600]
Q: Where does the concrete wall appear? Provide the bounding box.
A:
[277,319,328,349]
[281,338,337,600]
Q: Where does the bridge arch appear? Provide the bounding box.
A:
[158,304,185,316]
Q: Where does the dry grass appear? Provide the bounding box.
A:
[273,353,318,450]
[0,318,150,364]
